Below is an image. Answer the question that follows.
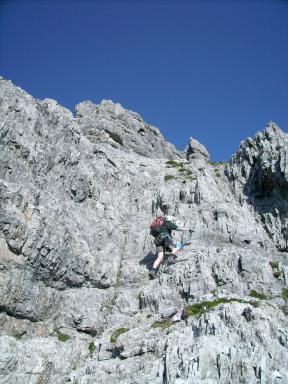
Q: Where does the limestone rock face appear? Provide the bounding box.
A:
[186,137,210,161]
[75,99,181,159]
[227,122,288,252]
[0,77,288,384]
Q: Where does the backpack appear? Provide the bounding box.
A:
[149,217,164,238]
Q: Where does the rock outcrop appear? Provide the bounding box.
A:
[227,122,288,252]
[186,137,210,161]
[0,77,287,384]
[75,99,180,159]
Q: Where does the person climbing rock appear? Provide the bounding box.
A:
[149,215,191,279]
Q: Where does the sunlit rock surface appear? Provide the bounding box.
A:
[0,77,287,384]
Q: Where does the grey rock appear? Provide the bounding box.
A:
[227,121,288,251]
[0,77,288,383]
[75,99,181,159]
[186,137,210,161]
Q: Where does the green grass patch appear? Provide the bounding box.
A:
[178,167,192,175]
[110,327,129,343]
[249,290,268,300]
[281,306,288,316]
[165,160,185,167]
[88,341,96,357]
[282,288,288,301]
[269,261,279,269]
[151,320,173,329]
[57,331,70,342]
[140,163,146,167]
[186,298,231,317]
[164,175,175,182]
[185,298,257,318]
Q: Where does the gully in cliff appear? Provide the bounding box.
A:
[148,215,192,279]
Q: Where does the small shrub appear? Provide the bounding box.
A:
[88,341,96,357]
[57,331,70,342]
[164,175,175,182]
[110,327,129,343]
[165,160,184,167]
[151,320,172,329]
[249,290,267,300]
[178,167,192,175]
[140,164,146,167]
[282,288,288,301]
[14,334,24,340]
[273,271,282,278]
[269,261,279,269]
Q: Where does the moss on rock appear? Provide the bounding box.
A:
[56,331,70,342]
[249,290,268,300]
[185,298,256,318]
[151,320,173,329]
[110,327,129,343]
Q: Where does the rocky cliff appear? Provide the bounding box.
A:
[0,77,287,384]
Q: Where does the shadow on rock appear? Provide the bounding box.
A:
[139,252,156,270]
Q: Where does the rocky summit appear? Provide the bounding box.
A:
[0,77,288,384]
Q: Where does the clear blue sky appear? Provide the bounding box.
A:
[0,0,287,161]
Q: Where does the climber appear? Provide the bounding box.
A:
[149,215,191,279]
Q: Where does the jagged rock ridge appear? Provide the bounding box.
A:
[0,77,287,384]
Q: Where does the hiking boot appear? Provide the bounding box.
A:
[148,268,157,280]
